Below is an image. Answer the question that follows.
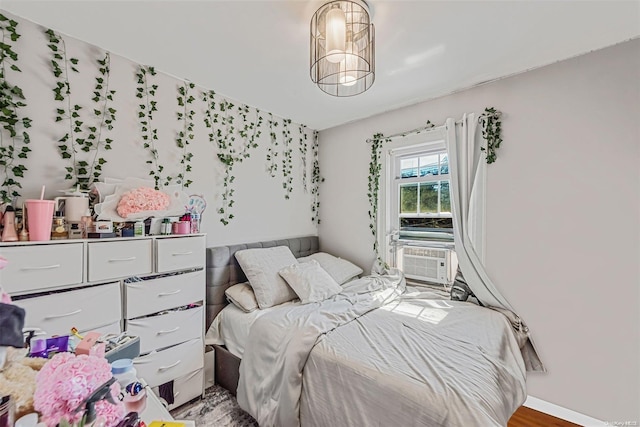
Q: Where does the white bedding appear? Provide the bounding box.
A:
[205,300,297,357]
[206,272,527,427]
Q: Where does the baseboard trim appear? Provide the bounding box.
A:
[524,396,605,426]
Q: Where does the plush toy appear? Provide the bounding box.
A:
[0,347,47,420]
[0,255,48,420]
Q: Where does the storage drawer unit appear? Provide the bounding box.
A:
[124,270,205,319]
[88,239,152,282]
[0,243,83,295]
[152,368,204,411]
[156,236,206,273]
[133,338,203,388]
[14,282,121,336]
[126,306,203,355]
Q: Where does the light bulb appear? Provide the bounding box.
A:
[339,42,358,86]
[325,5,346,63]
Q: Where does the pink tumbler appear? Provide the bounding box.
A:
[25,199,55,241]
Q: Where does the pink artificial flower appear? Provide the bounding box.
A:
[34,353,124,427]
[116,187,170,218]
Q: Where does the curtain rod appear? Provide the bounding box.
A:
[365,112,499,143]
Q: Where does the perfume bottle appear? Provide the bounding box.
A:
[1,205,18,242]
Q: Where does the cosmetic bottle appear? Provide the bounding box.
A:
[1,205,18,242]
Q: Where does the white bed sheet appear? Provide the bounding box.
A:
[205,300,298,357]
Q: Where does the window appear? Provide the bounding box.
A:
[393,149,453,242]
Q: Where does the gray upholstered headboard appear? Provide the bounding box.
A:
[204,235,319,328]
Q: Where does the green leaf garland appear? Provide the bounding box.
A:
[0,14,31,203]
[136,65,162,189]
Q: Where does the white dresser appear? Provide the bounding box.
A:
[0,234,206,408]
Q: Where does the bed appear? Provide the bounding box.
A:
[205,236,527,427]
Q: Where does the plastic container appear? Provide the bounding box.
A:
[25,199,55,241]
[110,358,138,389]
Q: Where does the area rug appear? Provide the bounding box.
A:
[170,385,258,427]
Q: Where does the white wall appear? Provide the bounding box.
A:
[318,39,640,422]
[1,10,317,246]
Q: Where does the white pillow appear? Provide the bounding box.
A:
[225,282,259,313]
[235,246,299,309]
[297,252,363,285]
[279,260,342,304]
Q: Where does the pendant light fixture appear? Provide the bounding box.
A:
[310,0,375,97]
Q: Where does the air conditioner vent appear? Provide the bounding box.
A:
[400,246,454,285]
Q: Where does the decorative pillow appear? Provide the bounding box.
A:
[279,260,342,304]
[235,246,299,309]
[297,252,363,285]
[225,282,259,313]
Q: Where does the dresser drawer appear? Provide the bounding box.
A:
[126,306,203,354]
[14,282,121,337]
[124,270,205,319]
[133,338,203,388]
[153,368,204,411]
[156,236,205,273]
[0,243,83,295]
[88,239,152,282]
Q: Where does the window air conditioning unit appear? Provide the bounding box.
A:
[400,246,455,285]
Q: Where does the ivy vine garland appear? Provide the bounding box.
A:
[136,65,162,189]
[266,113,279,178]
[174,81,195,188]
[310,130,323,224]
[479,107,502,164]
[0,14,31,203]
[281,118,294,199]
[298,124,308,192]
[203,90,263,225]
[46,29,116,189]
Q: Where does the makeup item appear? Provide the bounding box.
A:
[68,221,83,239]
[76,331,101,356]
[51,211,68,240]
[172,221,190,235]
[190,213,200,234]
[29,338,48,358]
[1,205,18,242]
[133,221,144,237]
[24,199,55,241]
[81,214,93,238]
[111,359,138,389]
[161,218,172,235]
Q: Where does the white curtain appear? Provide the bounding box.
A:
[446,114,544,372]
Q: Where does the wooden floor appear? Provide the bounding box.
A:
[508,406,582,427]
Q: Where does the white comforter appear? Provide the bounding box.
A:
[236,272,526,427]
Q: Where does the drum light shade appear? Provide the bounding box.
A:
[310,0,375,97]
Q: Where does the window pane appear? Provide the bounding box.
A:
[419,154,439,176]
[400,158,418,178]
[400,183,418,213]
[419,182,438,213]
[440,181,451,213]
[440,154,449,174]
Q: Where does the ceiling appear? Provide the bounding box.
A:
[3,1,639,130]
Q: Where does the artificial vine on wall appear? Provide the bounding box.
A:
[298,124,308,192]
[47,29,116,189]
[174,81,195,188]
[281,118,293,199]
[266,113,279,178]
[310,130,323,224]
[203,90,264,225]
[136,65,162,189]
[479,107,502,164]
[0,14,31,203]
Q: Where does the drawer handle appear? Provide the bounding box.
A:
[45,309,82,319]
[158,360,181,371]
[21,264,61,271]
[158,290,181,297]
[157,327,180,335]
[108,257,136,263]
[172,251,193,256]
